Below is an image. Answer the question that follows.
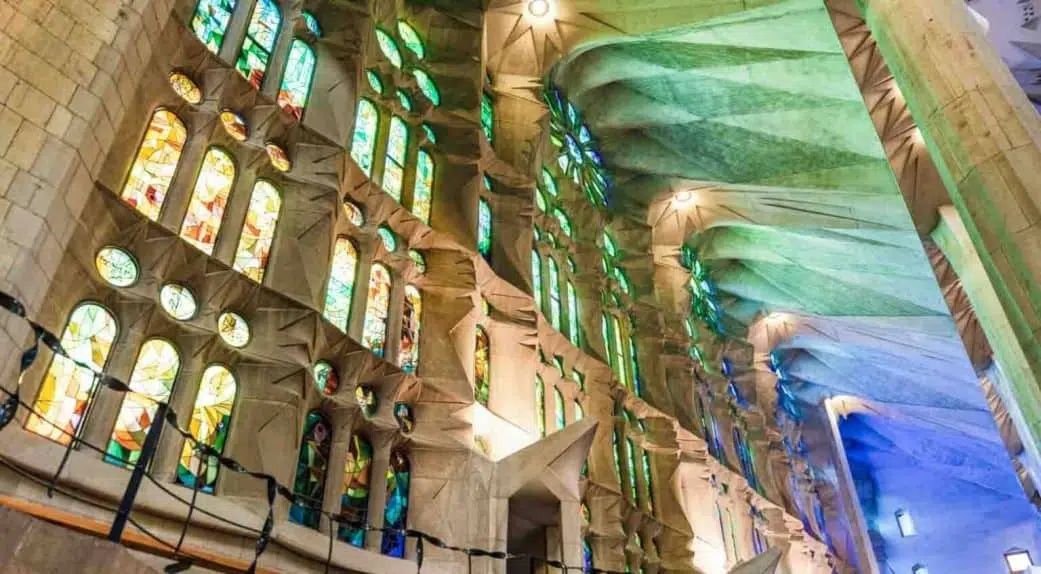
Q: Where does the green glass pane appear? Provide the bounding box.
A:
[413,69,440,106]
[366,69,384,93]
[350,99,379,176]
[478,198,492,258]
[481,92,494,143]
[541,168,557,196]
[302,12,321,37]
[383,117,408,200]
[412,150,434,224]
[277,39,316,120]
[235,0,280,88]
[422,123,437,143]
[191,0,236,54]
[553,208,572,237]
[375,29,402,68]
[397,89,413,111]
[396,21,425,59]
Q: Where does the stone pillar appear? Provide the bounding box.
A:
[861,0,1041,449]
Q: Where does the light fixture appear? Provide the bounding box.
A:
[528,0,551,18]
[1005,548,1034,572]
[895,509,916,537]
[673,189,695,206]
[912,565,929,574]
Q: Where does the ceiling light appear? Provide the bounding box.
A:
[528,0,551,18]
[1005,549,1034,572]
[673,190,695,206]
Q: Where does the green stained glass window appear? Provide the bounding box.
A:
[181,146,235,255]
[554,387,566,430]
[553,208,572,237]
[121,109,186,221]
[339,434,372,547]
[478,198,492,259]
[481,92,494,144]
[301,11,321,37]
[603,232,617,258]
[397,89,413,111]
[613,430,623,486]
[549,258,561,331]
[575,400,584,421]
[541,168,558,197]
[610,316,629,389]
[483,174,493,191]
[629,335,642,397]
[601,314,611,360]
[422,123,437,143]
[95,247,138,287]
[399,285,422,373]
[643,450,655,513]
[397,21,425,59]
[534,225,542,242]
[235,0,280,89]
[289,411,332,528]
[192,0,236,54]
[412,69,440,106]
[532,249,543,310]
[383,116,408,200]
[572,369,584,391]
[351,99,379,176]
[366,69,384,93]
[375,29,402,68]
[409,250,427,273]
[277,39,315,120]
[614,267,631,295]
[233,180,282,282]
[568,256,577,273]
[377,226,398,252]
[323,237,358,332]
[106,339,181,467]
[535,375,546,438]
[535,187,547,212]
[625,438,638,502]
[412,150,434,223]
[26,303,118,444]
[176,365,236,493]
[567,281,580,346]
[362,263,393,356]
[475,326,490,406]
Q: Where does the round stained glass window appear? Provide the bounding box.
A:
[217,311,250,347]
[375,29,402,68]
[396,21,425,59]
[219,110,249,141]
[396,89,413,112]
[366,69,384,94]
[314,360,338,395]
[95,247,138,287]
[408,250,426,273]
[377,226,397,252]
[356,385,378,418]
[394,402,414,434]
[159,283,197,320]
[413,70,440,106]
[265,143,291,172]
[343,200,365,226]
[169,72,202,104]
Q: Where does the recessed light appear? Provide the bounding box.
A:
[528,0,551,18]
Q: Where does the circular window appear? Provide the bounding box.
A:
[219,110,249,142]
[393,402,414,434]
[314,360,338,396]
[159,283,197,320]
[95,247,139,287]
[217,311,250,347]
[169,72,202,105]
[408,250,426,273]
[355,385,378,418]
[265,143,291,172]
[343,201,365,227]
[377,226,397,252]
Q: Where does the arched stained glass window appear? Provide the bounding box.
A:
[302,11,321,37]
[375,28,402,68]
[176,365,236,492]
[397,21,425,59]
[478,198,492,260]
[383,117,408,201]
[381,450,411,557]
[567,281,580,346]
[549,258,561,331]
[339,434,373,547]
[475,326,490,406]
[642,450,655,514]
[27,304,118,443]
[422,123,437,143]
[612,430,624,486]
[481,92,494,144]
[575,400,584,421]
[278,39,316,120]
[625,438,638,502]
[362,263,392,356]
[413,70,440,106]
[535,375,546,438]
[121,109,186,221]
[535,187,547,212]
[629,335,642,397]
[235,0,280,88]
[532,250,543,310]
[192,0,236,54]
[733,427,759,492]
[180,147,235,254]
[583,538,594,571]
[233,180,282,282]
[412,150,434,224]
[554,387,566,431]
[106,339,181,467]
[350,99,378,176]
[366,69,384,93]
[553,208,572,237]
[605,315,629,390]
[290,411,332,528]
[399,285,422,373]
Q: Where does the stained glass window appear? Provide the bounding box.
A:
[383,117,408,201]
[26,303,118,444]
[278,39,316,120]
[362,263,392,356]
[314,361,338,395]
[531,250,543,310]
[233,180,281,282]
[567,281,580,346]
[583,539,594,571]
[324,237,358,332]
[549,258,561,331]
[422,123,437,143]
[343,201,365,227]
[301,11,321,37]
[610,316,629,389]
[535,375,546,438]
[169,72,202,104]
[339,434,372,546]
[121,109,186,221]
[265,142,291,172]
[409,250,426,273]
[180,147,235,255]
[572,369,585,391]
[375,29,402,68]
[624,438,638,503]
[399,285,422,373]
[176,365,236,492]
[381,450,411,557]
[366,69,384,93]
[535,187,547,212]
[613,430,623,486]
[397,21,425,59]
[615,268,632,295]
[541,168,558,197]
[160,284,197,320]
[377,226,397,252]
[553,209,572,237]
[481,92,494,144]
[545,85,610,206]
[478,198,492,260]
[217,311,250,347]
[235,0,280,88]
[643,450,655,513]
[351,100,378,176]
[554,387,566,430]
[396,89,413,112]
[412,150,434,224]
[575,400,584,421]
[191,0,236,54]
[475,325,490,406]
[290,411,332,528]
[95,247,138,287]
[413,70,440,106]
[734,427,759,492]
[106,339,181,467]
[220,110,249,141]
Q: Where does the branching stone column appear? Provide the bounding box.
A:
[860,0,1041,447]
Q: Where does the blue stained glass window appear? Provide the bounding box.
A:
[380,450,411,557]
[290,411,332,528]
[235,0,281,89]
[377,226,398,252]
[397,21,425,59]
[324,237,358,331]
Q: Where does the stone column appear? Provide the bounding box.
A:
[861,0,1041,448]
